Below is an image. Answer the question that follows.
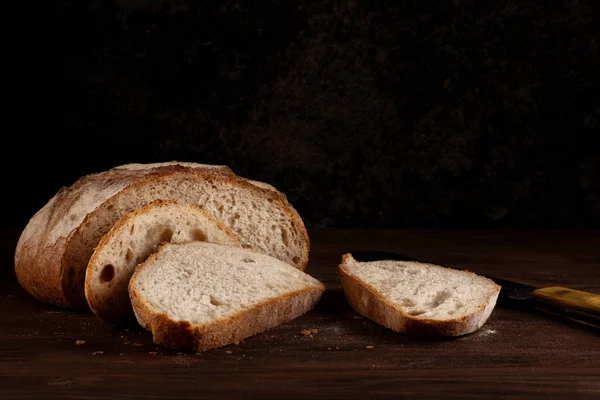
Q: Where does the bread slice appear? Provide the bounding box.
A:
[129,241,325,352]
[15,161,309,309]
[339,254,500,336]
[85,200,241,323]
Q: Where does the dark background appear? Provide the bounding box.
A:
[8,0,600,230]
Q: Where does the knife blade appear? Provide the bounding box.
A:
[349,250,600,330]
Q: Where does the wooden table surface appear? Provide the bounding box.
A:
[1,227,599,399]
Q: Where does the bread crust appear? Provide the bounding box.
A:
[338,254,500,337]
[129,247,325,352]
[15,162,309,309]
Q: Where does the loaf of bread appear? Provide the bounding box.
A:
[129,241,325,352]
[85,199,241,323]
[339,254,500,336]
[15,162,309,309]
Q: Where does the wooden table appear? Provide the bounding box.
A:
[1,228,599,399]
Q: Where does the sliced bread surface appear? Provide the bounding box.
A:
[129,242,325,352]
[15,161,309,309]
[339,254,500,336]
[85,200,240,323]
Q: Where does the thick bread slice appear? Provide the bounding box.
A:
[339,254,500,336]
[15,161,309,309]
[85,200,241,323]
[129,241,325,352]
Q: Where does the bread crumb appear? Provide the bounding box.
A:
[133,343,144,347]
[365,345,374,349]
[149,352,158,355]
[476,329,497,338]
[335,346,340,350]
[124,341,130,345]
[226,350,232,354]
[327,348,332,350]
[474,328,499,341]
[311,329,318,334]
[119,353,124,356]
[92,351,104,356]
[233,339,244,345]
[300,329,312,336]
[75,340,86,346]
[372,364,376,368]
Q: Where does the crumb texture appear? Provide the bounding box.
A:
[131,242,322,326]
[85,200,240,321]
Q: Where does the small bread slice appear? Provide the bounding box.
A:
[129,241,325,352]
[339,254,500,336]
[85,200,241,323]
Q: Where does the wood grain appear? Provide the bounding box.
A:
[533,287,600,314]
[1,227,599,400]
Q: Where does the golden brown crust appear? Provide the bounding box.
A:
[14,169,130,308]
[338,254,500,337]
[15,237,69,308]
[15,162,309,309]
[129,249,324,352]
[15,167,167,308]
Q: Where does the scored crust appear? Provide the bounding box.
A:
[338,254,500,336]
[15,162,310,309]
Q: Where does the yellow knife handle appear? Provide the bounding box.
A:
[533,287,600,315]
[532,287,600,328]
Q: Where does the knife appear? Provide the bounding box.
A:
[350,251,600,330]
